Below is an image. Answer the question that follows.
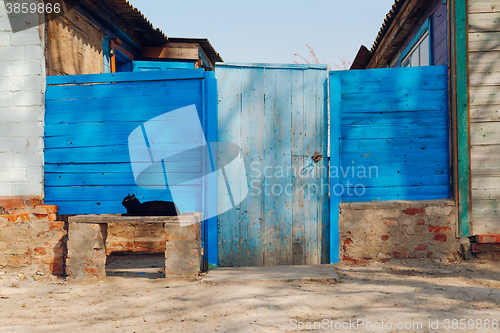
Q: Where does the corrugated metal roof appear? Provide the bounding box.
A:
[101,0,223,63]
[370,0,406,53]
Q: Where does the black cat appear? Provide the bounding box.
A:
[122,194,179,216]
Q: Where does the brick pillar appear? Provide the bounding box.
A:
[66,223,107,279]
[164,221,202,276]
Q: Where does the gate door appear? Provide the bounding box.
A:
[216,63,330,266]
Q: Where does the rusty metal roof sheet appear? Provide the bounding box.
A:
[101,0,223,63]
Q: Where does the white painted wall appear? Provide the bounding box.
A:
[0,1,44,197]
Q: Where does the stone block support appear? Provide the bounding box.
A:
[66,222,107,279]
[164,219,202,277]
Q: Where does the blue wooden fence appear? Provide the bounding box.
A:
[330,65,450,203]
[44,69,217,216]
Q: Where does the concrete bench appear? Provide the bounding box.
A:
[66,213,201,280]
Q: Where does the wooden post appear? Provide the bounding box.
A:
[451,0,472,237]
[329,72,341,264]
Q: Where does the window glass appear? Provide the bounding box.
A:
[401,30,430,67]
[420,34,430,66]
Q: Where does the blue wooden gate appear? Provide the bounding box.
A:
[45,69,218,267]
[216,63,330,266]
[44,70,217,217]
[330,65,450,261]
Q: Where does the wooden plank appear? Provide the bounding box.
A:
[470,105,500,122]
[471,85,500,106]
[469,0,500,14]
[342,137,449,152]
[473,223,500,235]
[471,145,500,176]
[341,111,447,126]
[341,124,449,140]
[470,71,500,86]
[342,186,450,202]
[469,32,500,51]
[44,161,202,174]
[472,188,500,199]
[339,66,448,93]
[216,66,241,267]
[45,146,203,164]
[291,156,306,265]
[263,68,293,266]
[472,175,500,190]
[290,70,306,264]
[143,45,199,60]
[45,120,200,139]
[303,69,319,265]
[291,70,305,155]
[46,69,205,85]
[341,174,450,188]
[45,173,202,187]
[238,67,265,266]
[45,100,203,126]
[341,90,448,112]
[469,51,500,72]
[469,12,500,32]
[46,79,201,101]
[471,122,500,145]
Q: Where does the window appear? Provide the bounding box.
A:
[401,31,430,67]
[399,18,432,67]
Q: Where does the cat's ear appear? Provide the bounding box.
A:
[132,194,135,198]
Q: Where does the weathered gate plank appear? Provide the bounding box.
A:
[216,67,241,267]
[263,68,293,266]
[239,67,265,266]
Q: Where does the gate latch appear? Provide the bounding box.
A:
[311,152,323,162]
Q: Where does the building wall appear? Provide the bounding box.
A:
[44,2,103,76]
[391,0,448,67]
[0,2,45,197]
[468,0,500,235]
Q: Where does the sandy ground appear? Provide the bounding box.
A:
[1,257,500,333]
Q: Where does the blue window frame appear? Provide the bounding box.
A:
[400,18,432,67]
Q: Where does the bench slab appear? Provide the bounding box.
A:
[68,213,200,225]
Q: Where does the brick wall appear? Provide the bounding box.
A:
[0,2,44,197]
[0,198,65,276]
[339,200,462,263]
[106,223,166,255]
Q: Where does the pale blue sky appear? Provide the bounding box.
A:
[127,0,396,65]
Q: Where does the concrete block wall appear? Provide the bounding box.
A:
[0,2,45,197]
[339,200,461,263]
